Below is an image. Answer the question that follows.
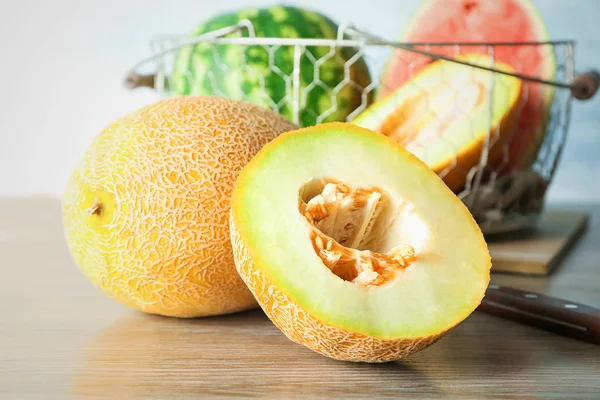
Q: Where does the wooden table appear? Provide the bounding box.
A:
[1,197,599,399]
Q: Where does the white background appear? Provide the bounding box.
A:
[1,0,598,201]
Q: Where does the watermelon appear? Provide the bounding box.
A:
[171,6,373,127]
[379,0,556,172]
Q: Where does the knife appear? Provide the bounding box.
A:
[477,283,600,345]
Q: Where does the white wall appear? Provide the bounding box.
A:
[1,0,599,201]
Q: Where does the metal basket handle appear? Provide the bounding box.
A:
[124,20,599,102]
[124,20,257,90]
[341,24,599,101]
[570,70,600,100]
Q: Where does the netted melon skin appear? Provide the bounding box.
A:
[62,96,297,318]
[230,215,447,363]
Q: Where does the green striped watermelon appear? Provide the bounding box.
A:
[171,6,373,127]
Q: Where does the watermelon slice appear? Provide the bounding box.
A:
[379,0,556,173]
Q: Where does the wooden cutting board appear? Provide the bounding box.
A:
[487,210,589,275]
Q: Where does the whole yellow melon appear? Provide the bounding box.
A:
[62,96,297,317]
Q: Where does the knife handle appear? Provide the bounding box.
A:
[478,284,600,345]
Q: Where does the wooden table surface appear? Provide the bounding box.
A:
[1,197,599,399]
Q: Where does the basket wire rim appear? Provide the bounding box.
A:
[127,19,577,91]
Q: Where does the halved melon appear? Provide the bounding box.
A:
[379,0,556,172]
[354,54,522,192]
[230,122,491,362]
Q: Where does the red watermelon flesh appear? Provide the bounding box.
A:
[379,0,556,172]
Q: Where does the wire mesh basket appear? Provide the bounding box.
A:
[125,21,598,235]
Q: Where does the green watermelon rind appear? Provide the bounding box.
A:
[170,6,373,128]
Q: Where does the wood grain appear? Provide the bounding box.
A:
[1,197,599,399]
[488,210,589,275]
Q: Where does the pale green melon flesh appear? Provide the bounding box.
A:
[383,0,556,170]
[353,54,521,172]
[231,124,491,339]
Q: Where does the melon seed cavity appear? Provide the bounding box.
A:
[299,180,416,286]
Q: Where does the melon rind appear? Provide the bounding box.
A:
[62,96,298,318]
[379,0,556,171]
[171,6,373,128]
[230,216,444,363]
[354,53,523,192]
[505,0,556,170]
[230,122,491,362]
